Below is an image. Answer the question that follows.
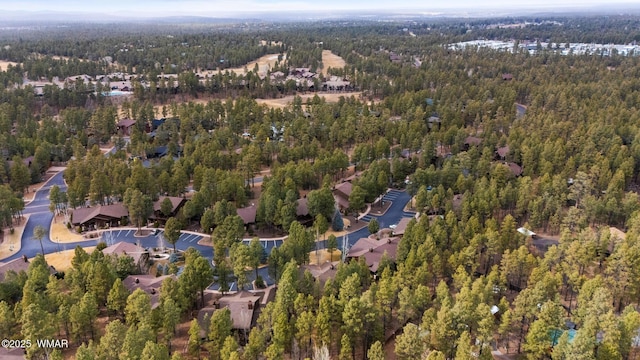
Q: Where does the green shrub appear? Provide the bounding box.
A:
[255,275,265,289]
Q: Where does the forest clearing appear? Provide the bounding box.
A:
[321,49,346,75]
[0,60,19,71]
[256,91,363,108]
[198,53,286,78]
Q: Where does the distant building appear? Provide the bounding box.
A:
[151,196,186,223]
[71,203,129,230]
[333,182,353,213]
[464,136,483,148]
[197,287,276,344]
[496,146,510,160]
[122,274,177,309]
[117,118,136,136]
[0,257,30,282]
[237,204,257,225]
[392,217,413,237]
[300,261,339,287]
[346,236,399,273]
[102,241,149,273]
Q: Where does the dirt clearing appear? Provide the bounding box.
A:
[256,91,363,108]
[0,216,28,260]
[321,50,346,76]
[50,216,85,243]
[199,53,286,78]
[35,246,96,272]
[0,60,19,71]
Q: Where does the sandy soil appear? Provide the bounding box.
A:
[0,216,29,261]
[322,218,351,239]
[321,50,346,76]
[35,246,96,272]
[256,91,363,108]
[308,248,342,265]
[198,53,286,78]
[0,60,19,71]
[50,216,85,243]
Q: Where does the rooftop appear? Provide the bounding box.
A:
[71,203,128,226]
[347,236,399,272]
[102,241,147,265]
[237,204,257,225]
[122,274,177,309]
[0,257,30,282]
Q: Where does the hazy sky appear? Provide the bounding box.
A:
[3,0,639,16]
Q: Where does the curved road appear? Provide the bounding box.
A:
[3,170,415,291]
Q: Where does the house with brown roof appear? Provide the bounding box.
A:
[71,203,129,231]
[151,196,186,223]
[333,182,352,213]
[197,289,268,343]
[295,197,313,225]
[0,257,30,281]
[505,162,523,177]
[117,118,136,136]
[123,274,177,309]
[237,204,257,225]
[300,261,340,287]
[496,145,510,160]
[392,217,414,237]
[346,235,399,273]
[102,242,149,273]
[464,136,483,149]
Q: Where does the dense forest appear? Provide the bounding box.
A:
[2,15,640,360]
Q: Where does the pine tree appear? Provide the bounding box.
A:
[220,335,240,360]
[332,209,344,231]
[141,341,170,360]
[188,319,201,358]
[162,298,181,350]
[395,323,424,359]
[367,340,385,360]
[208,307,233,359]
[125,288,151,327]
[455,331,475,360]
[339,333,353,360]
[96,319,127,360]
[107,277,129,318]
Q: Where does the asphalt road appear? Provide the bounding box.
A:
[4,171,415,292]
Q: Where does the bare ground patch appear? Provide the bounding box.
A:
[0,60,20,71]
[256,91,363,108]
[34,246,96,272]
[321,50,346,76]
[198,53,286,78]
[0,216,28,260]
[308,248,342,265]
[50,215,85,243]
